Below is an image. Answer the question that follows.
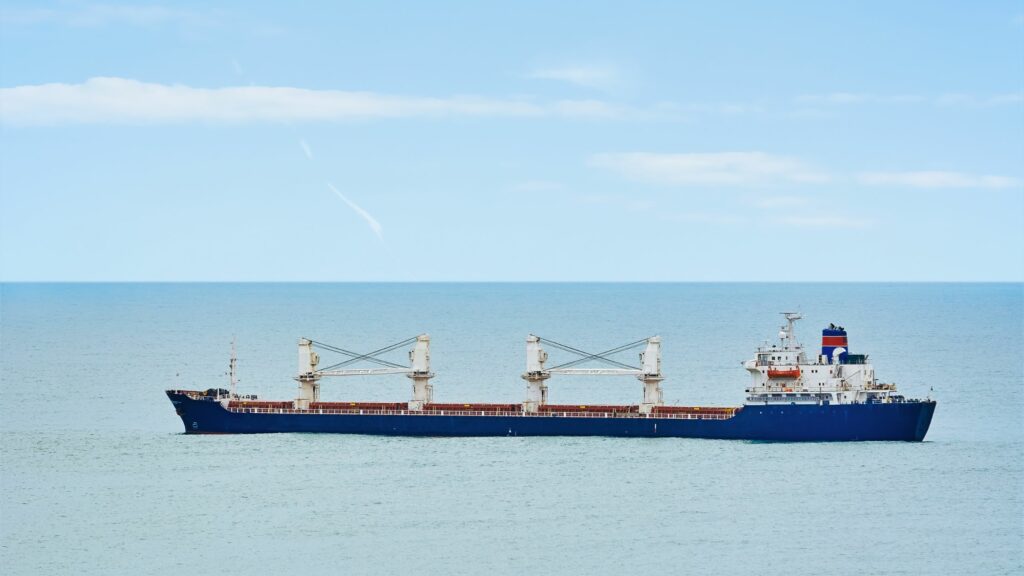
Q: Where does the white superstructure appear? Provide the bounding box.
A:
[743,313,898,406]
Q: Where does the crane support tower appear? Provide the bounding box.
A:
[295,334,434,410]
[521,335,664,414]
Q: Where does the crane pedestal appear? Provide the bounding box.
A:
[639,376,664,414]
[408,373,434,410]
[522,373,550,413]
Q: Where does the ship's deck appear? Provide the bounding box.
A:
[169,390,739,421]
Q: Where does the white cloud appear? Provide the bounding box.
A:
[591,152,829,187]
[299,139,313,159]
[0,77,628,125]
[859,171,1021,189]
[797,93,924,105]
[986,93,1024,105]
[932,93,1024,107]
[593,153,1021,191]
[528,66,616,89]
[0,4,211,27]
[799,92,1023,108]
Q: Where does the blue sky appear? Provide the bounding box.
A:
[1,1,1022,281]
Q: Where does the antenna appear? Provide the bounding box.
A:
[780,311,802,343]
[229,336,238,399]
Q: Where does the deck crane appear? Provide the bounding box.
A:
[522,335,664,414]
[295,334,434,410]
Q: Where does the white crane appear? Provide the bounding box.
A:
[295,334,434,410]
[522,335,664,414]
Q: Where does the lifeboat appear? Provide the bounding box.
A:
[767,367,801,379]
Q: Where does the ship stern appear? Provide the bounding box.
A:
[912,399,938,441]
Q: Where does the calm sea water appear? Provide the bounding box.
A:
[1,283,1021,575]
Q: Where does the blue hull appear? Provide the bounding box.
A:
[167,392,936,441]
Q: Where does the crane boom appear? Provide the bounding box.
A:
[522,335,664,414]
[293,334,434,410]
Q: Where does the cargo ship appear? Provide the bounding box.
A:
[166,314,936,441]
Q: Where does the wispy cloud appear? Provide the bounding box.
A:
[859,171,1022,189]
[0,4,212,27]
[593,152,1021,192]
[327,183,383,241]
[299,139,313,159]
[986,93,1024,105]
[936,92,1024,107]
[591,152,829,187]
[0,77,628,125]
[798,92,1024,108]
[797,93,924,105]
[11,79,1014,128]
[528,66,617,89]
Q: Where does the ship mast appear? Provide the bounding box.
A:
[781,312,802,346]
[229,336,238,399]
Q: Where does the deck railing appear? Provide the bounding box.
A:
[225,407,736,420]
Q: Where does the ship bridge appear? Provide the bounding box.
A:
[743,313,894,406]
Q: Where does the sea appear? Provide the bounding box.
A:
[1,283,1021,575]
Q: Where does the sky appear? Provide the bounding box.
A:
[1,1,1022,281]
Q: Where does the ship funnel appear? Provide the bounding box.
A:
[822,325,848,363]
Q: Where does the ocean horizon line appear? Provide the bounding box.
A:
[1,280,1022,285]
